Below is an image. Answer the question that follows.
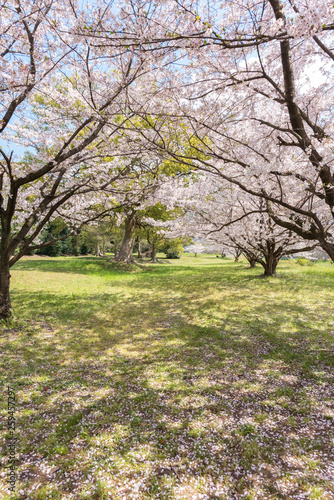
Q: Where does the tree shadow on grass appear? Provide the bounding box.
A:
[2,258,334,498]
[1,281,334,498]
[13,255,234,279]
[13,256,145,276]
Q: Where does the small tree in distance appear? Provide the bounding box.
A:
[184,243,206,258]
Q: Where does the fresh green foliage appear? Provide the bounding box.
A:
[0,255,333,499]
[163,240,184,259]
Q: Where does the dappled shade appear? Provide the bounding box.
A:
[0,255,333,499]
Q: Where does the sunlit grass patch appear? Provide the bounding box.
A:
[0,254,333,499]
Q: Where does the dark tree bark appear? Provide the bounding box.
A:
[261,258,280,277]
[0,257,12,320]
[114,213,136,263]
[259,240,282,277]
[0,210,13,320]
[320,241,334,262]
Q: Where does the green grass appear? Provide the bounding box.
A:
[0,254,333,499]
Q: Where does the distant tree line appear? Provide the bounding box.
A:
[25,217,186,260]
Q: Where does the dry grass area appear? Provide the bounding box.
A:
[0,254,333,499]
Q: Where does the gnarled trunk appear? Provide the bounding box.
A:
[114,213,136,263]
[261,258,279,277]
[260,242,282,277]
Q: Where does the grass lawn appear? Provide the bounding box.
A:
[0,254,333,500]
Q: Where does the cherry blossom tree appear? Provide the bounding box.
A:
[184,243,205,257]
[116,0,334,261]
[0,0,171,320]
[158,175,318,275]
[2,0,334,320]
[141,203,186,262]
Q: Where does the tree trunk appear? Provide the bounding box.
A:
[96,242,100,257]
[321,241,334,262]
[234,248,242,262]
[137,239,142,259]
[114,213,136,263]
[102,239,106,256]
[150,246,158,262]
[262,260,278,276]
[261,245,281,277]
[0,259,12,321]
[0,222,13,321]
[243,251,257,268]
